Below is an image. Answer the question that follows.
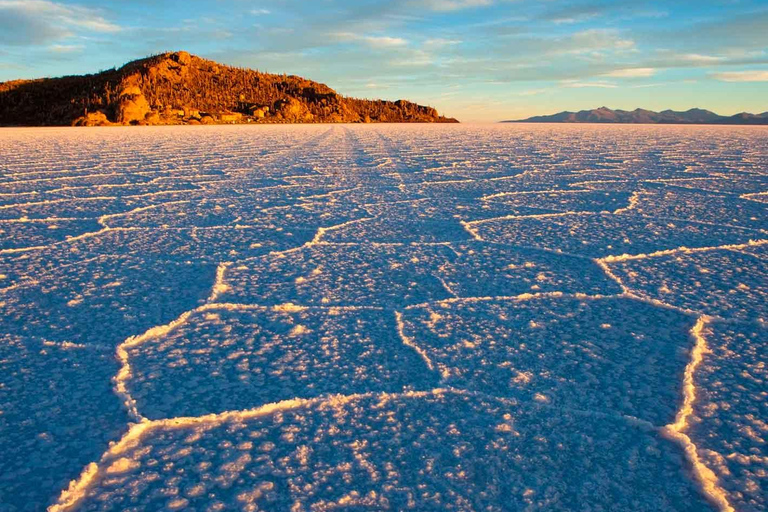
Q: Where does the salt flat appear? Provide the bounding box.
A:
[0,124,766,512]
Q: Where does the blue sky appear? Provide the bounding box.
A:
[1,0,766,121]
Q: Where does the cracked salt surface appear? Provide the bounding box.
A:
[0,124,766,511]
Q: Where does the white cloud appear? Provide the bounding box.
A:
[711,70,768,82]
[331,32,408,48]
[364,36,408,48]
[603,68,656,78]
[561,79,617,88]
[423,38,462,49]
[49,43,84,53]
[679,53,723,64]
[517,88,549,96]
[250,9,271,16]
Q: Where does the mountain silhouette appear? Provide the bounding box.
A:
[505,107,768,125]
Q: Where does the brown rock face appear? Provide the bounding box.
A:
[143,111,161,125]
[219,112,243,123]
[117,85,151,124]
[274,98,313,122]
[173,51,192,66]
[72,111,111,127]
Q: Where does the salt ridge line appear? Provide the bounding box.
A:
[594,259,711,318]
[434,268,459,298]
[460,220,483,241]
[0,225,138,255]
[465,211,594,226]
[568,179,635,188]
[96,200,191,228]
[616,208,768,233]
[114,308,198,423]
[0,196,119,210]
[612,190,643,215]
[1,166,105,179]
[257,217,376,260]
[645,177,723,184]
[0,187,202,204]
[599,239,768,263]
[404,290,624,310]
[0,216,96,223]
[645,181,750,198]
[207,262,232,302]
[661,317,734,512]
[360,198,431,208]
[470,207,766,236]
[479,189,594,201]
[0,171,125,185]
[296,186,361,202]
[0,190,40,200]
[0,244,53,254]
[41,340,112,351]
[462,387,659,431]
[488,174,528,182]
[741,192,768,201]
[417,178,476,186]
[0,215,369,258]
[307,216,376,246]
[394,311,442,378]
[459,218,620,262]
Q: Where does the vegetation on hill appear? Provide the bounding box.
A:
[0,52,458,126]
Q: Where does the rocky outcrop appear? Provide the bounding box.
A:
[274,98,313,122]
[0,51,458,126]
[116,85,151,124]
[72,111,111,127]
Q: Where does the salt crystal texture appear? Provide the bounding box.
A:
[0,124,765,512]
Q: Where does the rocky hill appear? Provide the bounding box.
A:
[505,107,768,125]
[0,51,458,126]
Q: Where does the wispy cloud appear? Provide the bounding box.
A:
[0,0,120,45]
[49,43,84,54]
[711,70,768,82]
[677,53,723,64]
[603,67,655,78]
[365,36,409,48]
[423,38,462,49]
[561,79,617,88]
[332,32,408,48]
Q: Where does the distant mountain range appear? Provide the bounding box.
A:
[0,51,458,126]
[505,107,768,125]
